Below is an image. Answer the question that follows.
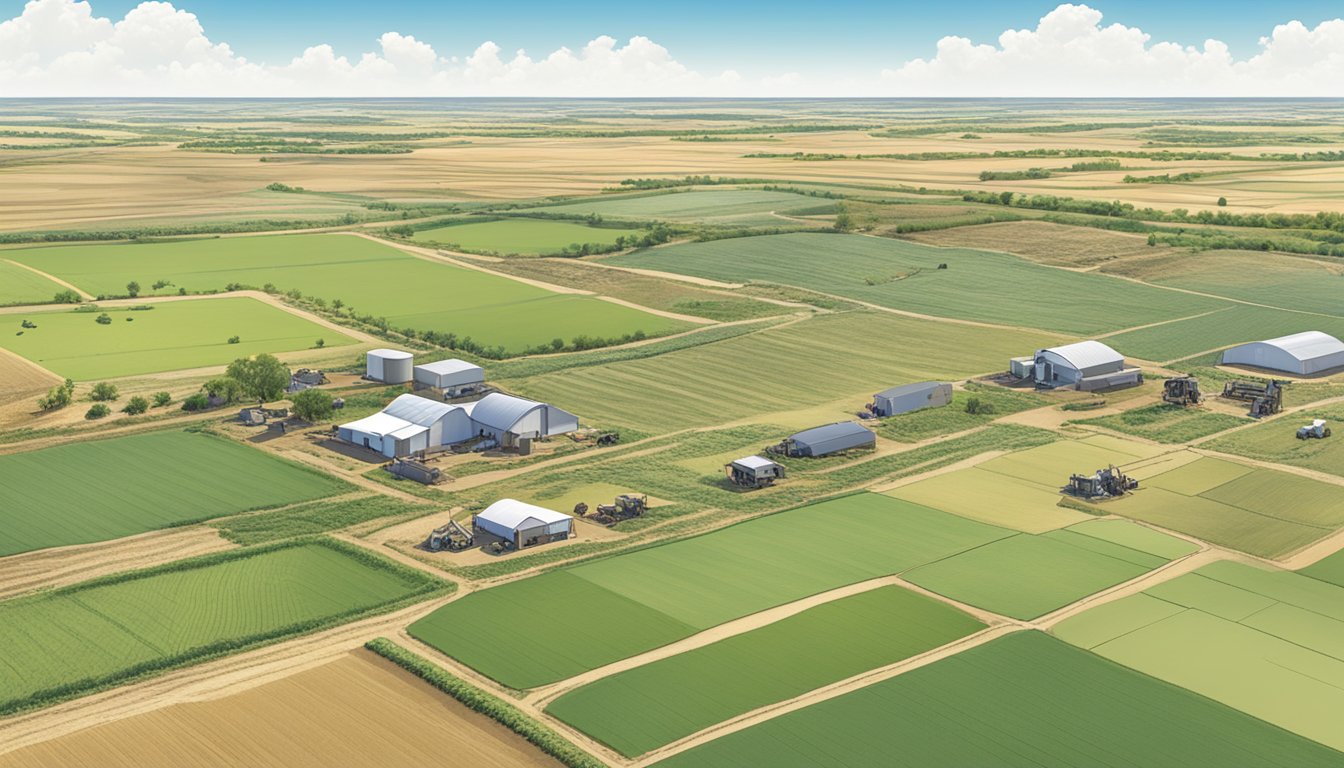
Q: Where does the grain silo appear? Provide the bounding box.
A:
[366,348,414,384]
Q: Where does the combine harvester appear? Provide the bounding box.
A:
[1063,465,1139,500]
[575,494,647,526]
[1298,419,1332,439]
[1220,379,1286,418]
[1161,376,1202,406]
[425,519,474,552]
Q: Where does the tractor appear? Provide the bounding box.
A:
[1162,376,1202,406]
[1297,419,1332,440]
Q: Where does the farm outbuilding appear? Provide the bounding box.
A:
[782,422,875,457]
[473,499,574,549]
[414,359,485,396]
[469,393,579,448]
[337,394,473,458]
[1033,341,1142,391]
[366,348,414,384]
[872,382,953,417]
[1220,331,1344,375]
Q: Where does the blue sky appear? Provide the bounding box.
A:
[9,0,1341,76]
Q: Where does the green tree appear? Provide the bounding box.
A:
[290,388,335,422]
[37,380,75,411]
[1217,196,1228,207]
[122,396,149,415]
[90,381,119,401]
[152,391,172,407]
[126,281,140,297]
[85,403,110,419]
[315,338,325,348]
[226,353,290,404]
[53,289,81,303]
[227,335,241,344]
[204,376,243,405]
[95,313,112,325]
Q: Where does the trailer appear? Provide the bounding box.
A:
[1220,379,1286,418]
[725,455,786,489]
[426,519,474,552]
[386,457,442,484]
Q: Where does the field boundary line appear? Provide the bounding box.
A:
[1094,307,1232,340]
[1,259,94,301]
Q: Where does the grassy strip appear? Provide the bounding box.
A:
[211,494,432,545]
[0,537,448,718]
[364,638,605,768]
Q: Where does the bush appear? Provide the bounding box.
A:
[122,396,149,415]
[126,281,140,297]
[203,376,243,405]
[181,393,210,411]
[314,338,325,348]
[95,313,112,325]
[227,335,241,344]
[37,379,75,411]
[153,391,172,407]
[964,397,996,415]
[85,403,110,419]
[90,382,119,401]
[53,289,81,304]
[290,388,334,423]
[1218,196,1228,207]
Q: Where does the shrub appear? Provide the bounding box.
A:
[1217,196,1228,207]
[290,388,334,422]
[37,379,75,411]
[85,403,110,419]
[964,397,996,415]
[227,335,241,344]
[153,391,172,407]
[95,313,112,325]
[203,377,243,405]
[89,382,119,401]
[122,396,149,415]
[181,393,211,411]
[53,289,81,304]
[314,338,325,348]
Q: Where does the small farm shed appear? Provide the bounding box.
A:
[414,358,485,395]
[785,422,875,457]
[1033,341,1141,391]
[872,381,953,417]
[1221,331,1344,375]
[366,348,414,384]
[473,499,574,549]
[726,455,786,487]
[469,393,579,448]
[338,394,472,457]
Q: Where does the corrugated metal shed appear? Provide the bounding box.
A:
[1034,340,1125,387]
[788,421,875,457]
[1222,331,1344,375]
[414,359,485,390]
[872,381,953,417]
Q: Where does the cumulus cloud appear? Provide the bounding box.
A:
[882,4,1344,96]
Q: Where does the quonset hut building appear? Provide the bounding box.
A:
[1221,332,1344,376]
[1030,340,1142,391]
[779,422,875,457]
[473,499,574,549]
[338,392,578,458]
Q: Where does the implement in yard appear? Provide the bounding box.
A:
[1220,379,1285,418]
[1064,465,1138,500]
[426,519,474,552]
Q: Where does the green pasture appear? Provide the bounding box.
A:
[535,189,834,223]
[1056,560,1344,752]
[654,631,1341,767]
[507,311,1055,433]
[874,383,1048,443]
[885,467,1089,533]
[4,235,685,354]
[1074,402,1248,443]
[0,430,348,557]
[547,586,983,757]
[606,232,1228,335]
[1303,547,1344,588]
[1204,403,1344,479]
[0,297,353,379]
[0,261,64,306]
[1121,250,1344,319]
[974,435,1165,488]
[1105,304,1344,363]
[0,540,440,715]
[408,493,1011,688]
[410,218,641,254]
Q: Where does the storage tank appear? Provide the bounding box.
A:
[366,348,414,383]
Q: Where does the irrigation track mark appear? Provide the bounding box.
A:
[1093,307,1231,340]
[1,259,94,301]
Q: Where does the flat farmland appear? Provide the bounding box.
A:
[1104,304,1344,363]
[4,235,686,354]
[653,631,1341,768]
[1204,403,1344,479]
[1056,560,1344,752]
[546,585,983,757]
[409,493,1011,689]
[410,218,641,255]
[973,435,1167,488]
[1101,249,1344,317]
[507,312,1057,433]
[1074,403,1248,443]
[905,221,1158,267]
[874,384,1048,443]
[0,261,64,306]
[0,540,441,715]
[534,189,836,224]
[606,232,1228,335]
[884,467,1090,533]
[0,297,354,380]
[0,430,349,557]
[0,650,559,768]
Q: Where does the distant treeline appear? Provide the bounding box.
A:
[746,148,1344,163]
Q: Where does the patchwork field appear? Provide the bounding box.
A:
[1109,455,1344,558]
[3,235,686,354]
[507,311,1057,433]
[0,540,441,715]
[873,383,1048,443]
[409,493,1011,688]
[654,631,1341,767]
[0,297,354,380]
[1056,560,1344,752]
[905,220,1158,267]
[1074,402,1249,443]
[884,467,1089,533]
[546,585,983,757]
[1104,304,1344,363]
[0,430,348,557]
[0,261,65,306]
[534,189,836,224]
[410,218,641,255]
[606,232,1228,335]
[1204,403,1344,479]
[0,651,559,768]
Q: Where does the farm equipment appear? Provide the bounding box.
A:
[1220,379,1286,418]
[19,319,36,329]
[583,494,648,526]
[594,431,621,447]
[1064,465,1138,500]
[725,456,786,489]
[288,368,328,392]
[1297,419,1332,439]
[239,408,267,426]
[426,519,474,552]
[387,457,442,484]
[1162,376,1203,406]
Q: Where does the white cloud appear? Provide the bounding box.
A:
[1,0,1343,96]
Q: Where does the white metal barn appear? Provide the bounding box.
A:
[472,499,574,549]
[337,394,472,457]
[366,348,414,384]
[872,381,953,417]
[1033,341,1140,391]
[468,393,579,447]
[414,359,485,395]
[1221,332,1344,375]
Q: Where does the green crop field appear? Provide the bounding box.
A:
[885,467,1089,533]
[410,218,641,255]
[1104,304,1344,363]
[506,312,1056,433]
[1074,402,1249,443]
[1302,547,1344,588]
[0,430,349,557]
[1204,403,1344,479]
[0,297,354,380]
[606,232,1228,335]
[409,493,1011,688]
[0,261,64,306]
[1111,457,1344,558]
[535,189,835,223]
[1056,560,1344,752]
[974,435,1167,487]
[547,586,983,757]
[1104,250,1344,319]
[3,235,686,355]
[0,540,440,715]
[874,383,1048,443]
[904,522,1188,620]
[654,631,1341,768]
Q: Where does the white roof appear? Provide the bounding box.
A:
[475,499,570,530]
[368,348,413,360]
[341,411,426,439]
[382,394,463,427]
[415,358,483,376]
[1039,340,1123,370]
[470,392,545,432]
[733,455,779,470]
[1255,331,1344,361]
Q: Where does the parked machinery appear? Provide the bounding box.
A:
[594,431,621,447]
[586,494,647,526]
[1220,379,1286,418]
[725,455,786,489]
[1162,376,1202,406]
[426,519,474,552]
[1298,419,1332,439]
[387,457,442,484]
[1064,465,1139,500]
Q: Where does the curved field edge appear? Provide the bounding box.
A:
[0,537,449,718]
